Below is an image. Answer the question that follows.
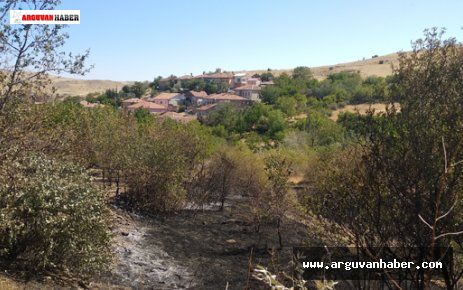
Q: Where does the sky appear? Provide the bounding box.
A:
[54,0,463,81]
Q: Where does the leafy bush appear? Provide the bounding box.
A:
[298,111,345,146]
[0,154,111,275]
[123,120,217,213]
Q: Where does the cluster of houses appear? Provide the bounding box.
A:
[81,72,274,122]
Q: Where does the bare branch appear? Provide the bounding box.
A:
[418,214,433,229]
[436,198,458,222]
[436,230,463,240]
[450,160,463,168]
[442,136,448,173]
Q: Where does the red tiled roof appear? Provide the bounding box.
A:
[127,100,165,110]
[122,98,143,103]
[205,93,247,101]
[177,75,193,80]
[189,91,208,98]
[152,92,183,100]
[196,72,234,79]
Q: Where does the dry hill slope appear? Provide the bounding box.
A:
[243,52,400,79]
[51,52,400,96]
[51,76,132,97]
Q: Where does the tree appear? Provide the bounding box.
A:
[134,108,151,123]
[204,148,236,210]
[299,111,344,146]
[124,81,149,98]
[0,154,111,274]
[201,102,239,131]
[261,84,281,104]
[205,80,229,94]
[276,96,298,116]
[311,29,463,289]
[292,66,313,82]
[264,152,293,249]
[122,119,216,213]
[260,72,274,82]
[183,78,206,92]
[0,0,91,110]
[265,109,287,141]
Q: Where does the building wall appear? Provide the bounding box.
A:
[237,90,260,101]
[148,107,167,114]
[168,95,186,107]
[154,99,169,107]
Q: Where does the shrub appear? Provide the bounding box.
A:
[0,154,111,275]
[263,152,293,248]
[310,30,463,289]
[123,120,216,213]
[188,145,268,214]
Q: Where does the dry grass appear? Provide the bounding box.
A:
[330,103,400,121]
[243,52,400,80]
[0,275,30,290]
[50,76,132,97]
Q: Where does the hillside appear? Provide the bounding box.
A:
[243,52,399,79]
[51,52,400,96]
[51,76,132,97]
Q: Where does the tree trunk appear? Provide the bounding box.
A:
[116,171,120,196]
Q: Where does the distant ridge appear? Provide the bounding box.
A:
[240,52,400,79]
[52,52,400,96]
[50,75,132,97]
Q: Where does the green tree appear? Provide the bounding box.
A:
[276,96,298,116]
[201,103,239,131]
[300,110,345,146]
[311,29,463,289]
[261,84,281,104]
[0,154,111,274]
[0,0,91,110]
[134,108,152,124]
[260,72,274,82]
[292,66,313,82]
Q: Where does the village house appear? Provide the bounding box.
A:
[196,103,219,118]
[177,75,194,81]
[244,77,261,86]
[232,73,247,87]
[203,93,249,105]
[234,84,261,101]
[232,74,261,88]
[149,92,185,108]
[185,90,209,106]
[196,72,234,85]
[121,98,144,108]
[126,100,166,114]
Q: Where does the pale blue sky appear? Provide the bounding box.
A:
[56,0,463,81]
